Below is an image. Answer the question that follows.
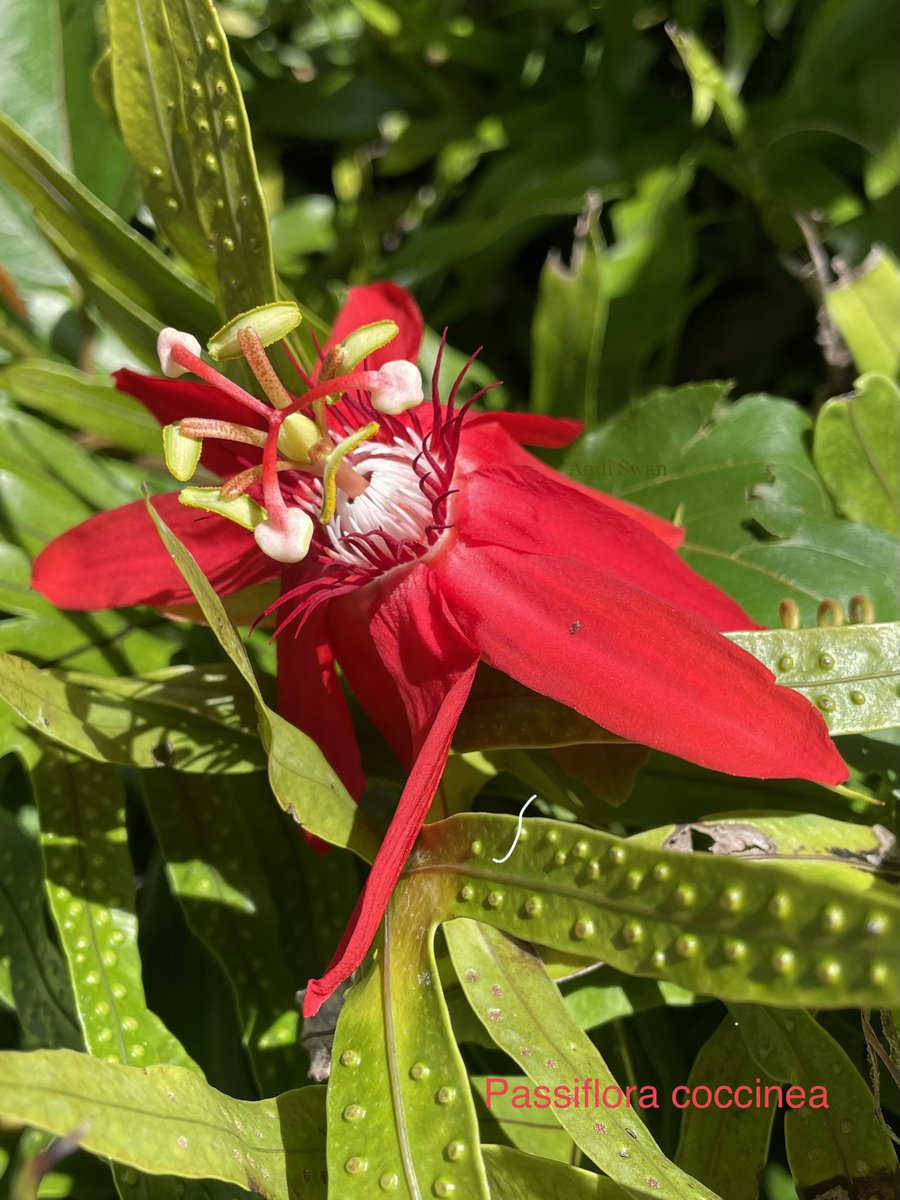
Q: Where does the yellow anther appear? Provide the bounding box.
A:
[162,423,201,482]
[207,302,302,360]
[179,486,267,530]
[319,422,379,524]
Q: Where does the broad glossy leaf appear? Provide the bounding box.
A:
[405,813,899,1008]
[446,920,716,1198]
[146,502,379,861]
[0,1050,327,1197]
[142,771,304,1096]
[564,385,900,624]
[106,0,279,324]
[733,1007,900,1196]
[824,249,900,378]
[0,113,216,342]
[328,880,490,1200]
[0,653,264,774]
[482,1144,625,1199]
[813,373,899,533]
[531,199,606,424]
[1,360,162,455]
[0,806,80,1050]
[727,622,900,735]
[675,1019,775,1200]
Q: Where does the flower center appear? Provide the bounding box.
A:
[156,311,425,566]
[327,432,433,567]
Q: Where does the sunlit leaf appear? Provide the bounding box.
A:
[727,621,900,735]
[328,880,490,1200]
[406,812,898,1009]
[446,919,716,1197]
[813,373,899,534]
[0,1050,327,1197]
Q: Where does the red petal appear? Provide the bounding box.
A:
[435,539,848,785]
[303,566,479,1017]
[32,492,278,610]
[114,369,264,479]
[276,600,365,801]
[468,409,583,449]
[456,458,748,630]
[460,419,685,550]
[323,283,424,370]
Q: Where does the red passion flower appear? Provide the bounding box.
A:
[32,283,848,1017]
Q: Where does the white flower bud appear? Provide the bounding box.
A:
[157,327,202,378]
[370,360,424,415]
[253,508,314,563]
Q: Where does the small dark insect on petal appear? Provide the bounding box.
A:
[569,621,581,634]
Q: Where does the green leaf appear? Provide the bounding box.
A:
[0,543,175,675]
[406,813,899,1009]
[666,24,746,138]
[0,405,157,518]
[0,2,73,292]
[0,1050,327,1197]
[455,665,629,754]
[633,811,897,870]
[563,384,900,624]
[328,881,490,1200]
[0,113,217,349]
[813,373,899,533]
[106,0,279,323]
[0,360,163,455]
[620,752,872,829]
[531,198,606,425]
[726,621,900,735]
[733,1007,900,1196]
[675,1019,775,1200]
[145,500,380,861]
[237,781,361,1004]
[470,1076,579,1166]
[0,653,265,774]
[142,771,305,1096]
[0,806,81,1050]
[446,920,716,1198]
[30,746,194,1070]
[482,1144,626,1199]
[825,249,900,379]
